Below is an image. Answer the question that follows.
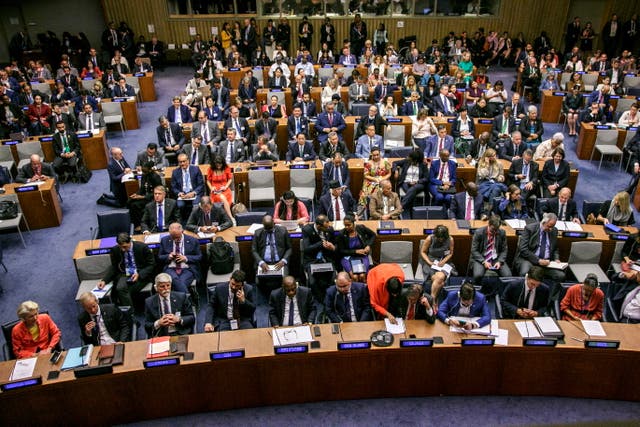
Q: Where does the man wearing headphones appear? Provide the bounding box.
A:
[144,273,195,336]
[367,263,405,324]
[437,282,492,329]
[325,272,372,323]
[268,275,317,326]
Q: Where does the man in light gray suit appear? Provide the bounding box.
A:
[191,110,221,153]
[77,103,106,131]
[135,143,166,169]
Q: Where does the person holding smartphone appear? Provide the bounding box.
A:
[204,270,256,332]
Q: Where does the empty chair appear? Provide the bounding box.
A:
[623,75,640,90]
[0,193,29,247]
[74,254,113,302]
[248,169,275,209]
[380,241,415,280]
[590,129,623,171]
[253,67,265,88]
[101,101,126,136]
[16,141,45,169]
[351,103,371,116]
[32,82,52,97]
[0,145,16,177]
[96,210,132,238]
[81,78,96,92]
[289,168,316,211]
[206,241,240,285]
[235,210,268,226]
[581,73,599,91]
[567,241,608,284]
[608,241,625,276]
[623,129,638,171]
[412,205,446,219]
[615,97,637,114]
[559,72,572,90]
[384,124,406,149]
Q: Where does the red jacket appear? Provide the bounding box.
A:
[367,263,405,317]
[12,313,61,359]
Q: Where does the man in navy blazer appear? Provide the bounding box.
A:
[156,116,185,165]
[432,86,456,116]
[286,133,317,162]
[269,276,317,326]
[203,270,256,332]
[448,182,485,220]
[424,126,455,158]
[294,93,317,118]
[167,96,192,124]
[319,132,351,162]
[325,272,372,322]
[436,282,492,328]
[319,180,357,221]
[373,79,397,103]
[541,187,580,223]
[501,266,550,319]
[211,79,231,116]
[112,77,136,97]
[144,273,195,337]
[287,106,310,140]
[499,130,527,161]
[321,154,350,194]
[428,149,457,207]
[171,153,204,219]
[315,102,346,142]
[401,91,425,116]
[158,223,202,293]
[107,147,132,207]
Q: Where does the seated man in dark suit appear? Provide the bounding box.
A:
[158,223,201,293]
[354,105,387,140]
[182,136,210,167]
[436,282,492,329]
[156,115,185,165]
[325,272,372,323]
[466,131,496,165]
[15,154,56,183]
[136,143,166,170]
[492,106,516,144]
[286,132,317,162]
[319,180,357,221]
[507,148,538,204]
[499,130,527,162]
[52,121,82,181]
[251,214,292,277]
[424,125,455,159]
[223,106,250,144]
[428,149,457,207]
[514,213,566,293]
[315,102,346,143]
[399,283,435,323]
[294,92,317,119]
[97,233,156,307]
[302,214,337,301]
[218,128,247,163]
[166,95,192,124]
[268,275,317,326]
[401,91,425,116]
[78,292,131,345]
[254,111,278,146]
[287,105,310,140]
[541,187,580,223]
[203,270,256,332]
[170,153,205,220]
[501,266,550,319]
[252,135,279,161]
[470,216,512,287]
[448,182,485,220]
[112,77,136,98]
[141,186,181,233]
[144,273,195,336]
[186,196,232,234]
[106,146,132,207]
[319,131,350,162]
[321,152,350,195]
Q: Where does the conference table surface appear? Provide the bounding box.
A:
[1,320,638,426]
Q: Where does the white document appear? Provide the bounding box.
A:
[505,219,526,230]
[22,181,45,186]
[515,321,542,338]
[449,316,492,335]
[143,233,167,244]
[431,263,453,275]
[384,318,406,334]
[148,339,170,355]
[492,320,509,346]
[534,316,562,334]
[581,320,606,337]
[197,232,215,239]
[272,325,313,346]
[246,223,264,235]
[92,283,113,299]
[547,261,569,270]
[10,357,37,380]
[555,221,583,232]
[332,220,345,231]
[120,172,135,183]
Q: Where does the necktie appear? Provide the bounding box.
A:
[465,196,473,220]
[407,302,415,320]
[227,141,234,163]
[183,170,192,192]
[157,203,164,231]
[202,126,208,143]
[559,203,565,220]
[369,137,374,151]
[485,233,494,262]
[126,250,135,275]
[234,119,241,135]
[334,197,341,220]
[269,232,277,262]
[538,231,548,259]
[328,114,333,125]
[204,211,211,226]
[296,118,301,134]
[438,162,445,180]
[62,134,69,152]
[163,297,170,316]
[166,130,172,146]
[413,102,417,115]
[438,138,444,152]
[523,289,531,309]
[174,240,183,274]
[232,295,240,319]
[191,148,197,165]
[92,314,100,338]
[443,96,449,113]
[288,297,295,326]
[343,294,351,322]
[334,166,341,184]
[501,117,508,134]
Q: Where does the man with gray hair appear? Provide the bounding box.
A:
[534,132,565,161]
[144,272,194,336]
[518,105,544,146]
[78,292,131,345]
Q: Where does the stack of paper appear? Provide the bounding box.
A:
[10,357,37,380]
[555,221,583,232]
[91,283,113,299]
[146,336,170,359]
[515,321,542,338]
[60,345,93,370]
[492,320,509,346]
[271,325,313,346]
[505,219,527,230]
[384,318,406,334]
[581,320,606,337]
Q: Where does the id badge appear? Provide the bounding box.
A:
[230,319,239,330]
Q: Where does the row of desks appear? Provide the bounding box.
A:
[2,179,62,229]
[575,122,635,160]
[539,89,638,123]
[1,320,638,425]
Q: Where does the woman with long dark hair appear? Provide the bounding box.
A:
[273,190,310,226]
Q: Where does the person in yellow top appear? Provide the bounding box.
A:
[220,22,233,57]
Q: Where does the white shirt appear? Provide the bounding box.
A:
[283,295,302,326]
[94,307,115,345]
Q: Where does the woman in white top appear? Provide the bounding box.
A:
[321,78,341,108]
[369,55,386,77]
[379,95,398,118]
[485,80,508,111]
[619,103,640,127]
[564,54,584,72]
[271,45,288,62]
[317,43,334,63]
[412,108,437,153]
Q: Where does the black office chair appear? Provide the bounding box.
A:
[95,209,132,238]
[235,211,268,226]
[553,283,574,320]
[580,200,604,224]
[534,198,549,221]
[118,306,138,341]
[412,205,446,219]
[2,311,62,361]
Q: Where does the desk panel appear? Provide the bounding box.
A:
[101,99,140,130]
[3,180,62,229]
[136,73,157,102]
[576,123,627,160]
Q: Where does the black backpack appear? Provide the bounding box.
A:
[208,237,234,274]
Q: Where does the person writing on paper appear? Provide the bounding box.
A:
[597,191,635,226]
[97,233,156,306]
[268,276,317,326]
[367,263,405,324]
[501,266,550,319]
[560,273,604,321]
[15,154,56,183]
[400,283,435,324]
[420,225,456,309]
[186,196,232,234]
[437,282,492,329]
[251,214,292,275]
[144,273,194,336]
[204,270,256,332]
[78,292,130,345]
[12,301,61,359]
[325,272,372,323]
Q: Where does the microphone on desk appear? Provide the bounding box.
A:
[566,318,590,342]
[89,226,95,248]
[216,327,221,351]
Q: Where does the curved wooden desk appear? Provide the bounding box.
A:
[1,320,638,426]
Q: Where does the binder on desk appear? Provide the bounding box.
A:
[60,345,93,371]
[533,317,565,338]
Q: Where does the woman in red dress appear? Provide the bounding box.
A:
[206,154,234,220]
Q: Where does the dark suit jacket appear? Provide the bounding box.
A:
[204,283,256,330]
[324,282,372,322]
[191,120,221,145]
[141,198,181,232]
[315,111,346,142]
[52,131,81,159]
[135,150,165,168]
[269,286,317,326]
[492,115,516,141]
[103,241,156,285]
[518,117,544,140]
[158,234,202,273]
[251,225,292,267]
[355,114,387,139]
[211,87,231,111]
[471,226,508,265]
[448,191,484,219]
[401,100,425,116]
[223,117,250,141]
[319,191,356,221]
[436,290,491,327]
[499,140,527,161]
[428,159,458,186]
[517,222,560,265]
[182,143,211,166]
[374,83,397,103]
[301,222,336,267]
[186,205,232,233]
[501,279,550,318]
[468,140,497,160]
[287,115,310,140]
[157,123,185,151]
[78,304,131,345]
[217,139,246,162]
[170,165,205,197]
[319,140,351,162]
[144,291,194,336]
[166,104,192,123]
[393,159,429,187]
[424,135,455,158]
[15,162,56,183]
[252,142,279,161]
[398,293,436,323]
[508,158,540,188]
[286,141,317,162]
[112,84,135,97]
[254,118,278,140]
[107,157,132,201]
[432,94,456,115]
[541,160,570,189]
[451,116,476,138]
[294,100,317,118]
[321,160,350,193]
[542,197,579,222]
[337,224,375,257]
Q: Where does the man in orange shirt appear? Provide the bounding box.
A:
[367,263,405,324]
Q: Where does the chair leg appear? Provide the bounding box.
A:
[0,261,7,273]
[17,227,26,248]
